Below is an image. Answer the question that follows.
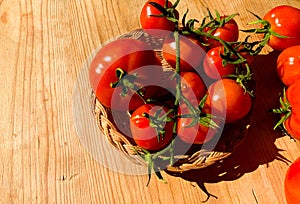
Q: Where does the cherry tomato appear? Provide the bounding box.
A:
[203,46,236,80]
[89,38,161,111]
[285,156,300,204]
[280,80,300,139]
[203,16,239,48]
[130,104,174,151]
[180,71,207,102]
[286,79,300,116]
[140,0,179,38]
[277,45,300,87]
[263,5,300,51]
[177,103,219,144]
[206,78,252,123]
[162,34,206,71]
[284,113,300,141]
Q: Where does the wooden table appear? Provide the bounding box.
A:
[1,0,300,203]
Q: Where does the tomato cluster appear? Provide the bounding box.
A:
[272,45,300,141]
[88,0,300,187]
[260,6,300,204]
[89,0,257,154]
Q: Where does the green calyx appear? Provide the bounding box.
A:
[272,88,292,130]
[241,10,289,53]
[142,108,174,142]
[110,68,145,98]
[148,0,180,24]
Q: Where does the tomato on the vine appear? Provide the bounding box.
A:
[285,156,300,204]
[203,15,239,48]
[177,103,220,144]
[273,80,300,140]
[140,0,179,38]
[206,78,252,123]
[89,38,162,111]
[130,104,174,151]
[277,45,300,87]
[203,46,236,80]
[285,79,300,117]
[284,113,300,141]
[162,34,206,71]
[263,5,300,51]
[180,71,206,102]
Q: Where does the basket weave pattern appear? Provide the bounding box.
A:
[91,29,254,172]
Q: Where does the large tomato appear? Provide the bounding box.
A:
[162,34,206,71]
[177,103,219,144]
[284,156,300,204]
[140,0,179,38]
[277,45,300,87]
[203,16,239,49]
[203,46,236,80]
[206,78,252,123]
[263,5,300,51]
[130,104,174,151]
[89,38,161,110]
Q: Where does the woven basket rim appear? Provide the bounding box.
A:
[90,29,255,172]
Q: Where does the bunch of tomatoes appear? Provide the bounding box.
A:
[262,5,300,204]
[88,0,300,198]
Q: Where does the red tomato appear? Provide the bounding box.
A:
[206,79,252,123]
[263,5,300,51]
[177,103,219,144]
[285,156,300,204]
[162,34,206,71]
[140,0,179,38]
[286,79,300,116]
[89,38,161,111]
[203,46,236,80]
[130,104,174,151]
[180,71,207,102]
[280,80,300,139]
[284,113,300,140]
[277,45,300,87]
[203,16,239,48]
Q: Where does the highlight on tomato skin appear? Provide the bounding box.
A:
[263,5,300,51]
[205,78,252,124]
[284,156,300,204]
[129,104,174,151]
[276,45,300,87]
[88,38,162,111]
[139,0,179,38]
[202,15,239,49]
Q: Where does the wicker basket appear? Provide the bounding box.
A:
[90,29,255,173]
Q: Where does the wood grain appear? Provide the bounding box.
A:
[1,0,300,203]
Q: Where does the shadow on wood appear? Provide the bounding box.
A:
[165,51,291,202]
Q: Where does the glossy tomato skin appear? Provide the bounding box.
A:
[277,45,300,87]
[180,71,207,102]
[263,5,300,51]
[206,79,252,123]
[285,157,300,204]
[284,113,300,140]
[130,104,174,151]
[140,0,179,38]
[89,38,161,111]
[162,34,206,71]
[286,79,300,116]
[203,16,239,48]
[203,46,236,80]
[177,103,219,144]
[282,79,300,140]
